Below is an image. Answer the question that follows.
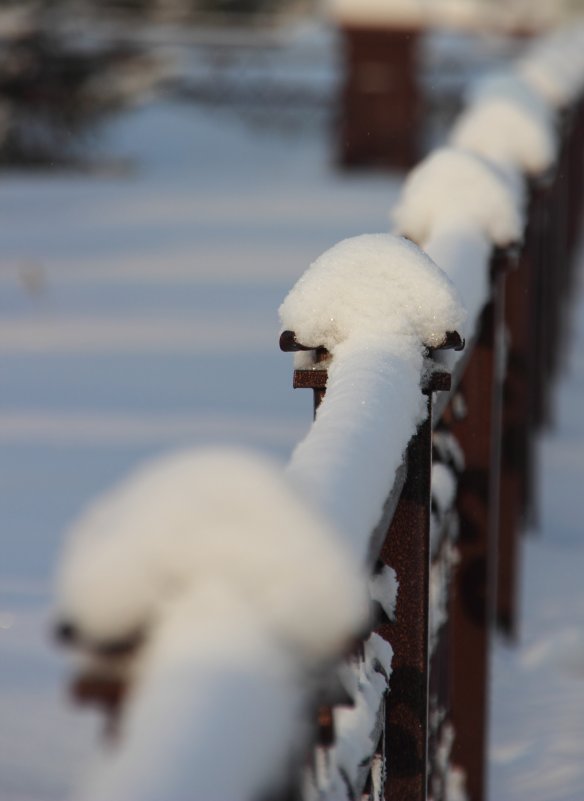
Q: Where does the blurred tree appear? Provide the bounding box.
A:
[0,25,162,165]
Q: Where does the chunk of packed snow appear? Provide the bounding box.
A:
[429,721,468,801]
[56,447,368,668]
[76,583,306,801]
[279,234,466,354]
[305,633,391,801]
[450,85,557,176]
[433,430,465,475]
[393,147,525,248]
[370,565,398,622]
[334,634,391,790]
[432,462,457,516]
[422,221,492,344]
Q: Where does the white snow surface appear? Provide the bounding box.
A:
[432,461,457,516]
[422,221,492,344]
[287,339,428,560]
[56,447,368,668]
[333,636,390,789]
[468,71,556,137]
[279,233,466,353]
[307,633,391,801]
[450,86,558,176]
[518,27,584,108]
[76,583,306,801]
[393,146,525,248]
[370,565,398,622]
[282,235,464,562]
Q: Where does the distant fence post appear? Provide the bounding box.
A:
[497,243,527,637]
[338,25,421,169]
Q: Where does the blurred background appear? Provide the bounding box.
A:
[1,1,584,800]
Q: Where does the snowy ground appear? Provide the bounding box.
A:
[1,93,583,800]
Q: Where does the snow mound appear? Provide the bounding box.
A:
[469,71,555,133]
[518,27,584,108]
[279,234,466,354]
[55,447,368,667]
[393,146,525,247]
[450,80,558,175]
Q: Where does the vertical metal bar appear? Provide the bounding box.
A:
[497,249,527,636]
[447,272,505,801]
[338,26,420,169]
[378,396,432,801]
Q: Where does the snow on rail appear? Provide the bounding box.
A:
[56,448,368,667]
[393,146,525,340]
[281,233,465,561]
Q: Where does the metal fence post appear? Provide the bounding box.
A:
[338,25,421,169]
[446,269,505,801]
[377,395,433,801]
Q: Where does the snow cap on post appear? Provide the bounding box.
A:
[325,0,425,26]
[468,71,556,133]
[55,447,369,669]
[279,233,465,354]
[450,71,558,176]
[517,26,584,109]
[393,146,525,247]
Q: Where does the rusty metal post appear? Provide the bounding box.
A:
[529,178,555,432]
[447,271,505,801]
[497,248,527,636]
[338,25,421,169]
[377,396,433,801]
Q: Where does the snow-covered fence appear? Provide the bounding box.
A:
[277,25,584,801]
[53,22,584,801]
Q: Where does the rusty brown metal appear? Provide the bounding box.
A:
[279,330,315,352]
[338,25,421,169]
[71,673,126,740]
[446,273,505,801]
[378,399,433,801]
[498,244,531,636]
[317,705,336,747]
